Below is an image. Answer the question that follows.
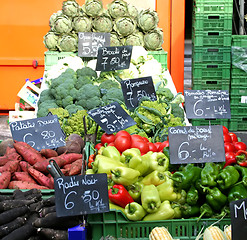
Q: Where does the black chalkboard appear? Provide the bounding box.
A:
[230,198,247,240]
[96,46,132,71]
[54,174,109,217]
[121,76,157,110]
[87,101,136,134]
[168,125,225,164]
[78,32,111,57]
[184,90,231,119]
[9,115,66,151]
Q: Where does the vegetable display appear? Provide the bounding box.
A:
[44,0,164,52]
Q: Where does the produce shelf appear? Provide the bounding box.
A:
[87,210,231,240]
[190,119,229,128]
[231,66,247,79]
[232,35,247,47]
[228,116,247,131]
[192,79,230,90]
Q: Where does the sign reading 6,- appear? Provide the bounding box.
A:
[178,142,190,160]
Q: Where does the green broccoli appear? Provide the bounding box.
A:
[65,104,84,115]
[75,76,92,90]
[102,88,124,105]
[171,93,185,105]
[156,87,174,103]
[37,100,58,118]
[76,67,97,79]
[170,103,185,122]
[38,89,54,106]
[48,107,69,126]
[62,96,74,108]
[99,79,120,90]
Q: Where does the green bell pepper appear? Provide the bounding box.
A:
[197,203,213,221]
[228,182,247,203]
[141,170,166,186]
[93,155,125,175]
[107,177,115,190]
[125,202,146,221]
[127,181,144,202]
[111,166,140,186]
[102,146,121,161]
[176,189,187,205]
[143,200,175,221]
[180,203,200,218]
[235,165,247,187]
[128,155,149,176]
[121,148,141,164]
[141,184,161,213]
[171,203,182,219]
[172,164,202,191]
[186,184,199,206]
[86,169,94,174]
[109,202,126,215]
[201,162,220,187]
[216,165,240,190]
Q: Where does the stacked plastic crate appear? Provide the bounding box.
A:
[228,35,247,131]
[191,0,233,127]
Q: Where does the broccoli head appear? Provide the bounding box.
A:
[76,67,97,79]
[75,76,92,90]
[99,79,120,90]
[102,88,124,105]
[62,96,74,108]
[37,100,58,118]
[170,103,185,122]
[156,87,174,103]
[65,104,84,115]
[38,89,54,107]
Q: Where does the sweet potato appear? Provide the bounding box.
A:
[69,158,82,176]
[0,171,11,189]
[12,172,37,184]
[8,181,49,190]
[28,167,54,189]
[0,139,14,156]
[40,148,58,158]
[5,146,22,161]
[61,153,83,166]
[0,160,19,173]
[19,161,32,172]
[33,156,64,173]
[0,156,10,166]
[13,141,44,165]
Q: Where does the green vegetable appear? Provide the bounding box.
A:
[99,79,120,90]
[197,203,213,221]
[107,0,128,19]
[234,165,247,187]
[137,9,159,32]
[82,0,104,17]
[125,202,146,221]
[141,184,161,213]
[102,88,124,105]
[141,170,166,186]
[143,28,163,51]
[102,146,121,162]
[228,182,247,203]
[180,203,200,218]
[113,16,136,37]
[186,184,199,206]
[121,148,141,164]
[72,14,92,33]
[57,34,78,52]
[92,11,113,33]
[124,31,144,47]
[65,104,84,115]
[43,31,59,51]
[52,15,73,34]
[110,32,122,46]
[127,3,139,19]
[49,10,63,28]
[62,0,80,18]
[128,154,149,176]
[201,162,220,187]
[127,181,144,202]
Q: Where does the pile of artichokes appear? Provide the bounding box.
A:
[44,0,164,52]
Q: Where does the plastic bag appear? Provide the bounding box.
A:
[231,46,247,73]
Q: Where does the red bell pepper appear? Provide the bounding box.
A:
[223,151,237,168]
[108,184,134,208]
[236,150,247,167]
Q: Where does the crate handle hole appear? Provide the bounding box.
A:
[207,65,218,68]
[208,32,219,36]
[208,15,220,19]
[208,49,219,52]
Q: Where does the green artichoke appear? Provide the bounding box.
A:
[107,0,128,19]
[143,28,164,51]
[53,15,73,34]
[57,34,78,52]
[127,3,139,19]
[49,10,63,28]
[124,31,144,46]
[82,0,104,17]
[73,14,92,32]
[137,9,159,32]
[62,0,80,18]
[110,32,122,46]
[92,11,113,32]
[43,31,59,51]
[113,16,136,37]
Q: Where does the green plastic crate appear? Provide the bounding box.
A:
[193,0,233,14]
[192,62,231,79]
[190,119,229,128]
[230,104,247,116]
[192,79,230,90]
[148,49,168,71]
[231,76,247,87]
[231,66,247,78]
[229,116,247,131]
[0,189,55,200]
[230,86,247,105]
[87,210,231,240]
[232,35,247,47]
[192,46,231,62]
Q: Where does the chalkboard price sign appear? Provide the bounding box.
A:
[121,76,157,109]
[230,198,247,240]
[9,115,66,151]
[168,125,225,164]
[87,101,136,134]
[78,32,111,57]
[54,174,109,217]
[184,90,231,119]
[96,46,132,72]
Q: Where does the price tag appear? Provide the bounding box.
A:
[54,174,109,217]
[96,46,132,72]
[168,125,225,164]
[120,76,157,110]
[78,32,110,57]
[230,198,247,240]
[87,102,136,134]
[184,90,231,119]
[9,115,65,151]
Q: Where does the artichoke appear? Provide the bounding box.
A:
[53,15,73,34]
[57,34,78,52]
[110,32,122,46]
[43,31,59,51]
[143,28,164,51]
[107,0,128,19]
[73,14,92,32]
[49,10,63,28]
[137,9,159,32]
[113,16,136,37]
[124,31,144,46]
[62,0,80,18]
[127,4,139,19]
[82,0,104,17]
[92,11,113,33]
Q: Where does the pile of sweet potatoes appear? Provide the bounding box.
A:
[0,141,83,189]
[0,189,82,240]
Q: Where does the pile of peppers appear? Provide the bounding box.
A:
[86,143,247,221]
